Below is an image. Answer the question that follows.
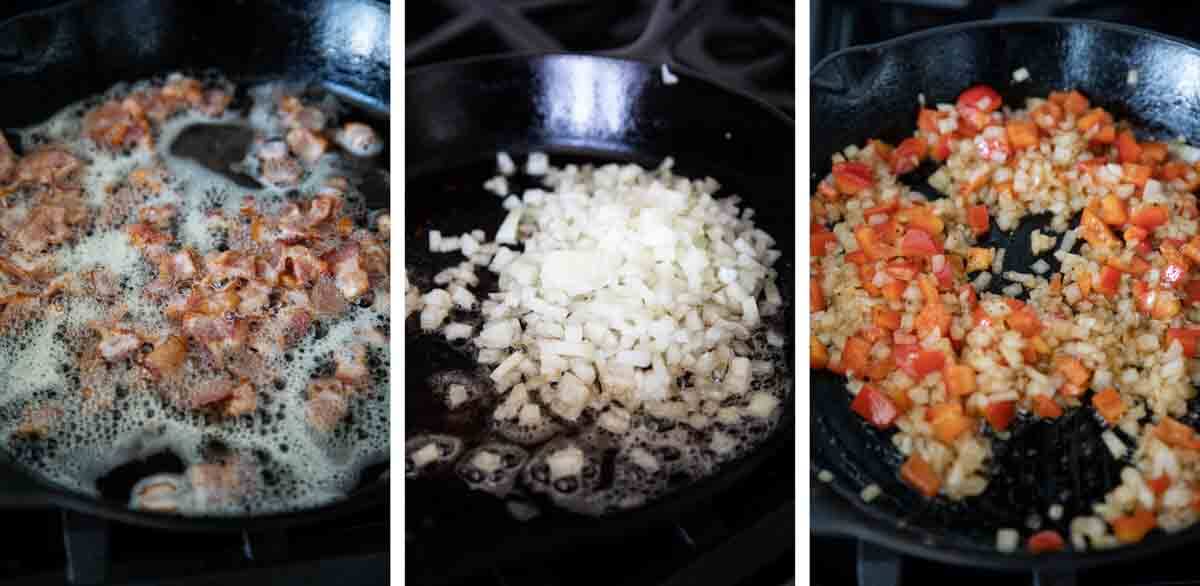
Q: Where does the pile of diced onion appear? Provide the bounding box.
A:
[405,152,786,430]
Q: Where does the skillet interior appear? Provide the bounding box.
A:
[0,0,390,530]
[405,54,795,583]
[811,18,1200,569]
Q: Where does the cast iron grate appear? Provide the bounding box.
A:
[406,0,794,115]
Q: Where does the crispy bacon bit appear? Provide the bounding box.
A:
[138,204,177,228]
[224,381,257,416]
[188,376,235,408]
[162,249,198,282]
[131,475,182,512]
[143,335,187,378]
[261,157,303,187]
[376,214,390,240]
[204,251,255,281]
[14,404,63,438]
[126,222,173,249]
[326,243,369,300]
[17,206,71,253]
[307,194,342,226]
[335,122,381,157]
[0,256,33,282]
[281,245,327,285]
[286,127,328,164]
[187,455,256,505]
[97,326,142,362]
[334,344,369,386]
[85,269,119,300]
[84,100,150,150]
[0,133,14,184]
[237,280,272,314]
[311,277,348,316]
[14,147,81,187]
[306,381,349,432]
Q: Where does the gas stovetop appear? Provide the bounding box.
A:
[0,506,386,586]
[406,2,794,585]
[811,3,1200,586]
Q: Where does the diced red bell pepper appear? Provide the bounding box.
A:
[1131,205,1169,230]
[811,224,839,257]
[1006,119,1039,149]
[1092,388,1125,424]
[893,343,919,378]
[1096,265,1122,297]
[966,204,990,237]
[1167,328,1200,357]
[832,162,875,195]
[851,384,899,429]
[927,402,971,443]
[944,364,977,397]
[917,108,941,132]
[1148,475,1171,495]
[900,454,941,498]
[811,276,826,312]
[985,400,1016,431]
[1080,207,1120,250]
[1098,194,1128,226]
[913,350,946,378]
[892,137,927,175]
[1005,302,1043,338]
[1123,163,1152,187]
[1112,507,1156,544]
[855,225,899,261]
[1028,530,1066,554]
[1033,395,1064,419]
[1153,417,1200,450]
[1116,129,1142,164]
[840,335,872,375]
[884,259,919,281]
[931,133,954,162]
[915,300,951,340]
[957,85,1003,131]
[864,200,899,218]
[900,228,942,257]
[811,335,829,370]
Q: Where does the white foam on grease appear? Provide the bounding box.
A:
[0,77,390,516]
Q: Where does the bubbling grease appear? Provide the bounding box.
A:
[0,76,389,515]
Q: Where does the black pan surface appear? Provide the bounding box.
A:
[405,54,794,584]
[812,18,1200,571]
[0,0,390,531]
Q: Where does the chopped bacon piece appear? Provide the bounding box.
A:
[307,194,342,226]
[281,245,327,285]
[14,147,81,187]
[188,377,236,408]
[187,455,256,505]
[14,404,63,438]
[96,326,142,362]
[223,381,257,416]
[311,277,348,316]
[325,242,369,300]
[0,133,13,183]
[126,222,173,249]
[204,251,255,282]
[306,379,350,432]
[335,122,382,157]
[376,214,390,240]
[138,204,177,228]
[286,127,328,163]
[17,206,71,253]
[261,157,303,187]
[334,345,370,386]
[237,280,272,315]
[83,100,150,150]
[143,335,187,378]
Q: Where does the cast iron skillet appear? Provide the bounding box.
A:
[812,18,1200,575]
[0,0,389,531]
[406,54,794,584]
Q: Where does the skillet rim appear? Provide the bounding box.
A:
[810,17,1200,570]
[0,0,392,531]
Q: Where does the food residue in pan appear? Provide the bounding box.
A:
[813,83,1200,552]
[0,74,389,515]
[407,153,790,515]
